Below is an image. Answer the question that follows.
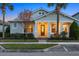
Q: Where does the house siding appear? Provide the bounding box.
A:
[0,25,8,32]
[31,10,48,21]
[10,23,24,34]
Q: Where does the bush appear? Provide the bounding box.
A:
[70,21,79,40]
[0,32,2,37]
[10,33,35,39]
[10,34,26,39]
[26,33,35,39]
[50,34,72,40]
[50,36,72,40]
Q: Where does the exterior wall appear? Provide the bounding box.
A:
[60,15,73,23]
[10,23,24,34]
[31,10,48,21]
[35,13,57,22]
[0,25,8,32]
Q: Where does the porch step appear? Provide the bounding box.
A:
[38,40,47,42]
[38,39,47,42]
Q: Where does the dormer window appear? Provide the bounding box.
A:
[39,12,41,14]
[42,12,44,15]
[39,12,44,15]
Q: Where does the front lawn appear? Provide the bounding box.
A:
[47,39,79,42]
[1,44,56,49]
[0,39,79,42]
[0,39,38,42]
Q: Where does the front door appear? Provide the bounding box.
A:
[41,24,45,36]
[37,22,48,38]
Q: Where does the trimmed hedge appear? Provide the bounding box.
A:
[50,36,73,40]
[26,33,35,39]
[10,34,26,39]
[10,33,35,39]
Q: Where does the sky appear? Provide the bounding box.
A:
[0,3,79,21]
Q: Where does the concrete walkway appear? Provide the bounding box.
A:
[0,42,79,44]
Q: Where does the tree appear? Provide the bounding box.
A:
[18,9,32,21]
[48,3,68,36]
[18,9,32,34]
[70,21,79,39]
[0,3,14,39]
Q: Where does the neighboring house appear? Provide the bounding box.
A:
[72,12,79,25]
[9,8,78,38]
[0,20,9,33]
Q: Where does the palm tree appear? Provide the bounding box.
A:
[48,3,68,36]
[0,3,14,39]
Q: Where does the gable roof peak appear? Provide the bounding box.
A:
[33,11,79,22]
[33,8,49,14]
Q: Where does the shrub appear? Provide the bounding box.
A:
[26,33,35,39]
[0,32,2,37]
[50,33,72,40]
[69,21,79,40]
[10,33,35,39]
[10,34,26,39]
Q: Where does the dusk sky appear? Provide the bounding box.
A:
[0,3,79,21]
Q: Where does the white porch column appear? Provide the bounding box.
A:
[33,22,37,38]
[60,22,63,34]
[67,26,70,37]
[48,22,51,38]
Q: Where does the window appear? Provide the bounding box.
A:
[39,12,44,15]
[51,24,56,33]
[39,12,41,14]
[14,23,16,27]
[41,25,45,32]
[25,25,33,33]
[29,25,33,32]
[63,25,67,33]
[42,12,44,15]
[64,28,67,32]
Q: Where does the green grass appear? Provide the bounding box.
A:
[0,39,38,42]
[1,44,56,49]
[47,40,79,42]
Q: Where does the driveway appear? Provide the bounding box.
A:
[47,44,79,52]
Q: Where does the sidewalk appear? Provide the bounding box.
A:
[0,42,79,44]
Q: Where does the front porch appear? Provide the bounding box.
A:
[34,22,71,38]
